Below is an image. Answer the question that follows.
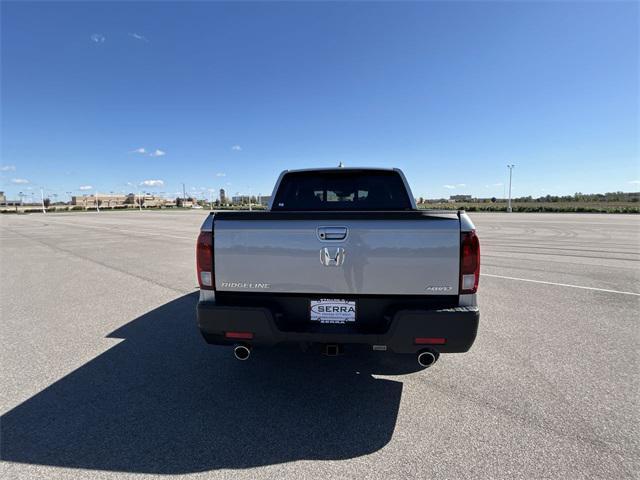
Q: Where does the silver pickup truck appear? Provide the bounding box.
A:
[196,168,480,367]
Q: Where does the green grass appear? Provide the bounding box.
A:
[418,202,640,213]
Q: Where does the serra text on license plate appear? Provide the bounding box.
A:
[310,299,356,324]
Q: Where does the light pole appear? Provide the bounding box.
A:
[40,188,46,214]
[507,164,515,213]
[95,189,100,212]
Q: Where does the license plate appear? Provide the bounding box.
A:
[310,299,356,324]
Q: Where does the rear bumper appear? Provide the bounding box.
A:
[197,301,479,354]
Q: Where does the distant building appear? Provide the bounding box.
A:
[219,189,227,204]
[72,194,127,208]
[125,193,166,208]
[230,195,270,206]
[232,195,251,204]
[449,195,473,202]
[71,193,169,208]
[177,197,195,208]
[258,195,271,206]
[0,191,21,207]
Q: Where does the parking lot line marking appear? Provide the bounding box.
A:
[482,273,640,296]
[34,220,194,240]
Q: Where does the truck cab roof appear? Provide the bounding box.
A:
[281,167,403,178]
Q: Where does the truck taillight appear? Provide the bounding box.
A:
[196,231,214,290]
[460,230,480,294]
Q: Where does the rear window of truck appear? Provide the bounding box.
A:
[272,170,413,211]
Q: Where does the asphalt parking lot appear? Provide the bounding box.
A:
[1,211,638,479]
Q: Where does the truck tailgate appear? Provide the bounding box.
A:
[213,212,461,296]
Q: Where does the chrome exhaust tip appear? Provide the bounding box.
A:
[417,349,439,368]
[233,344,251,361]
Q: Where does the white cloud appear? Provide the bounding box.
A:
[11,178,29,184]
[140,179,164,187]
[128,32,149,43]
[90,33,106,44]
[149,149,166,157]
[629,180,640,185]
[130,147,146,154]
[1,165,16,172]
[231,145,242,151]
[79,185,93,191]
[493,182,504,187]
[457,183,466,188]
[444,183,467,189]
[216,172,226,177]
[443,184,456,189]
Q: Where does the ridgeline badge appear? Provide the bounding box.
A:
[425,285,453,292]
[221,281,271,289]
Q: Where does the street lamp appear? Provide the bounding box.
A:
[40,188,46,214]
[507,164,516,213]
[208,188,215,210]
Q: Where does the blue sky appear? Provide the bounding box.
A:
[1,1,638,201]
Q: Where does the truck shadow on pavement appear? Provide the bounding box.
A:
[1,292,420,474]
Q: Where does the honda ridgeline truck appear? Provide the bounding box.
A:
[196,168,480,367]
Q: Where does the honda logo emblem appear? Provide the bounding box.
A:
[320,247,345,267]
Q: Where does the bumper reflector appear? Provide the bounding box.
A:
[414,337,446,345]
[225,331,254,340]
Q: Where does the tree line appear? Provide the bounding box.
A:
[418,191,639,204]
